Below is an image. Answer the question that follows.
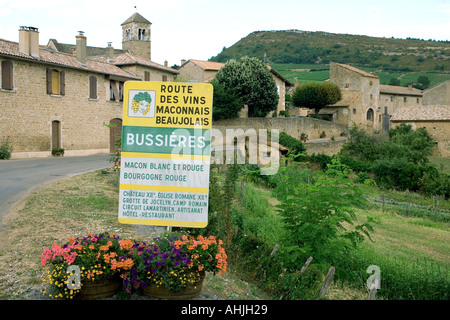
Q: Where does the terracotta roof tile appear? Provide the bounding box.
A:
[189,59,225,71]
[329,90,361,106]
[0,38,139,79]
[380,84,422,96]
[333,62,379,78]
[391,105,450,121]
[114,52,178,74]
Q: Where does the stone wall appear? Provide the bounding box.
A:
[212,117,348,141]
[0,57,123,158]
[304,139,347,156]
[423,81,450,106]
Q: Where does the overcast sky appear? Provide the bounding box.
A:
[1,0,449,67]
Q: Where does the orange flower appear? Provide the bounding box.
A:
[119,240,133,250]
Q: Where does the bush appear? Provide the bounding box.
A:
[278,132,306,159]
[274,157,375,265]
[0,137,13,160]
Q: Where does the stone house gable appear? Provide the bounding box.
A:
[391,105,450,157]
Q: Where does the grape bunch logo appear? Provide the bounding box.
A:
[128,90,156,118]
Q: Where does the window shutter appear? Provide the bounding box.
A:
[59,70,65,95]
[1,61,13,90]
[110,80,119,101]
[89,76,97,99]
[46,68,52,94]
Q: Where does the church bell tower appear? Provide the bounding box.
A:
[121,12,152,60]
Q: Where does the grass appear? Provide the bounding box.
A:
[1,166,448,300]
[0,170,268,300]
[429,156,450,175]
[232,176,449,300]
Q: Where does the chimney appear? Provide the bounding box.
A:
[19,26,40,58]
[106,42,114,60]
[76,31,87,65]
[164,60,168,67]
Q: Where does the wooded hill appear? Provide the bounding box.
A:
[209,30,450,86]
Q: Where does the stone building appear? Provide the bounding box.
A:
[0,13,178,159]
[422,80,450,106]
[176,59,293,116]
[324,62,424,133]
[390,105,450,157]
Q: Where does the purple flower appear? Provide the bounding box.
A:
[182,257,191,265]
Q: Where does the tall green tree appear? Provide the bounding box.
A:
[292,82,342,115]
[214,56,279,117]
[210,80,243,120]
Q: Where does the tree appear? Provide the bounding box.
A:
[210,80,243,121]
[388,77,401,86]
[292,82,342,115]
[214,56,279,117]
[416,75,430,89]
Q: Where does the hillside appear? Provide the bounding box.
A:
[210,30,450,86]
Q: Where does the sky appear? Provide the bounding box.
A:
[1,0,449,67]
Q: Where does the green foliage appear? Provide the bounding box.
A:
[278,132,306,159]
[339,124,447,196]
[273,157,375,266]
[292,82,342,115]
[210,79,243,120]
[276,267,324,300]
[336,246,449,300]
[0,137,13,160]
[210,30,450,74]
[214,56,279,117]
[203,164,240,249]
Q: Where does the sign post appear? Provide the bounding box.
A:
[118,81,213,228]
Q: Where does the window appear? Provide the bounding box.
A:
[390,96,393,102]
[353,108,356,114]
[144,71,150,81]
[403,97,407,103]
[366,108,374,120]
[417,98,420,103]
[89,76,97,99]
[162,75,168,82]
[1,60,13,90]
[138,29,146,40]
[46,68,65,95]
[119,82,124,101]
[110,80,118,101]
[110,80,124,101]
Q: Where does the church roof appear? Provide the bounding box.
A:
[121,12,152,25]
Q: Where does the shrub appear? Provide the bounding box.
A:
[274,157,375,265]
[0,137,13,160]
[278,132,306,159]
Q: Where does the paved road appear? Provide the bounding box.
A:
[0,154,111,228]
